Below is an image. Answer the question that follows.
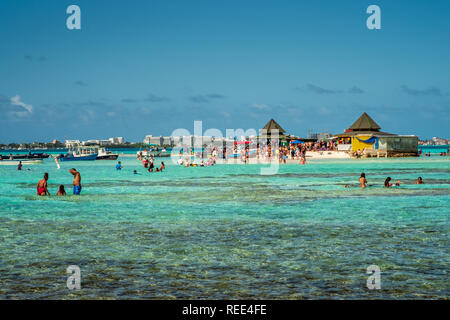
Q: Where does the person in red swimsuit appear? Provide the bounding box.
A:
[37,172,50,196]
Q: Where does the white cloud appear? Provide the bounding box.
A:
[10,95,33,113]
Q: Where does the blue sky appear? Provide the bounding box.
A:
[0,0,449,143]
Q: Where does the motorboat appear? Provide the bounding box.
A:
[0,152,50,160]
[96,147,119,160]
[58,144,98,161]
[0,159,43,165]
[137,146,171,159]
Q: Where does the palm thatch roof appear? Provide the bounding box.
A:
[335,131,395,138]
[348,112,381,131]
[261,118,286,134]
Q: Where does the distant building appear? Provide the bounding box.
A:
[317,132,333,140]
[143,135,173,146]
[335,112,418,157]
[84,139,110,146]
[108,137,125,144]
[143,134,234,147]
[432,137,448,145]
[172,136,182,146]
[65,140,81,148]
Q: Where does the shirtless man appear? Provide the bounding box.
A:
[37,172,50,196]
[69,168,82,195]
[359,173,367,188]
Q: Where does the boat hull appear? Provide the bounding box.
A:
[137,151,171,158]
[96,154,119,160]
[0,160,43,165]
[1,153,50,160]
[59,154,98,161]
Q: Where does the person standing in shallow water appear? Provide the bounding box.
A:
[69,168,82,195]
[359,173,367,188]
[37,173,50,196]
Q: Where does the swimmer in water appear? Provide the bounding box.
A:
[56,185,66,196]
[160,162,165,171]
[37,173,50,196]
[415,177,424,184]
[359,173,367,188]
[384,177,400,187]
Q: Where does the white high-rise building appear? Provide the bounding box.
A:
[65,140,81,147]
[108,137,125,144]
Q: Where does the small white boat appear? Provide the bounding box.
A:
[137,147,171,159]
[0,159,43,166]
[97,147,119,160]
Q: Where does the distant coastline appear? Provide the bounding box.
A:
[0,145,449,156]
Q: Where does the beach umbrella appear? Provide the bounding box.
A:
[234,141,251,145]
[290,140,303,144]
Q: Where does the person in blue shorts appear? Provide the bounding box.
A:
[69,168,82,195]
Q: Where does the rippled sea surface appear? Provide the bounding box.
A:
[0,157,449,299]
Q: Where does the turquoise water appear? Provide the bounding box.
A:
[0,157,449,299]
[419,145,449,154]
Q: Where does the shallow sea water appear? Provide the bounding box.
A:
[0,157,449,299]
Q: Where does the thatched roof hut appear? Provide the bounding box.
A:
[261,118,286,135]
[348,112,381,132]
[334,112,418,157]
[336,112,394,137]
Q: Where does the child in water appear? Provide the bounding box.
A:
[57,185,66,196]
